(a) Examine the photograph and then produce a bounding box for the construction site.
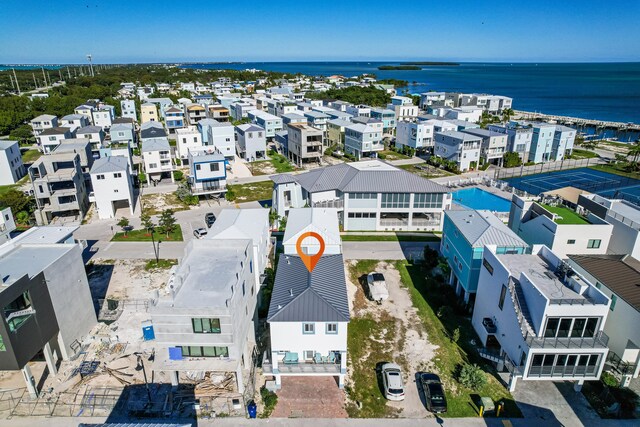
[0,258,257,420]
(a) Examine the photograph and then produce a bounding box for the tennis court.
[506,168,640,205]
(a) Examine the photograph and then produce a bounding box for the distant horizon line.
[2,60,640,67]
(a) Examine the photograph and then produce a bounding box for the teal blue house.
[441,209,528,306]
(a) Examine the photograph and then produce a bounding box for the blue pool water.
[453,188,512,212]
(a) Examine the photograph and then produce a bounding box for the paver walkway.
[271,376,348,418]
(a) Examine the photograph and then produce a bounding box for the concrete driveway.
[342,241,439,261]
[512,380,600,427]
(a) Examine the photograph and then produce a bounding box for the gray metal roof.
[237,124,263,133]
[141,126,168,139]
[271,160,450,194]
[0,140,18,150]
[91,156,128,174]
[268,254,350,322]
[142,138,170,152]
[39,126,70,136]
[76,125,102,134]
[446,209,527,248]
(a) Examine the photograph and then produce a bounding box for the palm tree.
[502,108,514,123]
[628,141,640,164]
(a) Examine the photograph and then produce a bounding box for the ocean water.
[184,62,640,126]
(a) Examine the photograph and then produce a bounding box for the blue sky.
[1,0,638,63]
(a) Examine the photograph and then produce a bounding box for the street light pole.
[87,54,94,77]
[150,227,159,263]
[136,354,152,402]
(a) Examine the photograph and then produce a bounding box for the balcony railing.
[412,219,441,227]
[312,199,343,209]
[380,219,409,227]
[528,364,599,378]
[262,351,341,375]
[525,330,609,350]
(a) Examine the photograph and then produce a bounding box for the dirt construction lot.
[345,260,438,418]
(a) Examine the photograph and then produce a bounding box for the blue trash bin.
[247,401,257,419]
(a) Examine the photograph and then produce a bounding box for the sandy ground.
[228,157,253,179]
[345,261,438,418]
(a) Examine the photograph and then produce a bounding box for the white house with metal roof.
[264,254,349,389]
[175,126,203,163]
[142,138,175,185]
[0,207,16,243]
[344,123,383,160]
[283,208,341,255]
[30,114,58,136]
[271,160,451,232]
[89,156,135,219]
[236,124,267,161]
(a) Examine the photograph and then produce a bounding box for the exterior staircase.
[508,278,535,339]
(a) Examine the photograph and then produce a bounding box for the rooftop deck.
[540,204,590,225]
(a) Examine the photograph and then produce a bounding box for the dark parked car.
[419,373,447,413]
[205,212,216,228]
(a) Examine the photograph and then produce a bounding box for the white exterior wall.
[176,128,203,160]
[0,142,25,185]
[90,168,134,219]
[273,183,305,216]
[0,208,16,243]
[605,214,640,259]
[269,321,348,360]
[208,125,235,158]
[396,121,434,150]
[92,111,112,130]
[121,100,137,121]
[569,262,640,377]
[143,149,174,182]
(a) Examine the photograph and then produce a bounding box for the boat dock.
[514,110,640,131]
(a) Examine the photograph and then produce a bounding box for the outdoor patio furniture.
[321,356,328,363]
[314,353,322,364]
[327,352,336,364]
[283,352,299,364]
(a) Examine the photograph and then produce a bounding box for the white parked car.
[193,228,208,239]
[381,362,405,401]
[366,272,389,304]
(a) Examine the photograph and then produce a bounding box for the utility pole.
[12,69,20,94]
[32,73,38,89]
[8,73,15,91]
[41,67,47,87]
[67,67,71,80]
[87,54,94,77]
[58,69,62,82]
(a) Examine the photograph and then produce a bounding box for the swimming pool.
[452,188,512,212]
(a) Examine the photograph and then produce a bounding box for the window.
[482,259,494,275]
[544,317,600,338]
[4,291,33,332]
[498,285,507,310]
[413,193,444,209]
[610,294,617,311]
[114,173,122,178]
[567,239,576,244]
[347,212,376,218]
[181,346,228,358]
[587,239,601,249]
[326,323,338,334]
[242,281,246,296]
[303,323,315,334]
[381,193,410,208]
[210,163,220,172]
[191,318,221,334]
[195,164,201,171]
[304,350,314,360]
[348,192,376,199]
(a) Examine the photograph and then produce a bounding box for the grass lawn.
[590,164,640,181]
[570,149,598,159]
[111,226,183,242]
[145,259,178,271]
[226,181,273,203]
[341,233,441,242]
[398,163,456,178]
[395,261,522,418]
[540,204,589,225]
[379,149,410,161]
[21,149,42,163]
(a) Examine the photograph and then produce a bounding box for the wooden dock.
[514,110,640,131]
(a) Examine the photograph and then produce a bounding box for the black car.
[205,212,216,228]
[419,373,447,413]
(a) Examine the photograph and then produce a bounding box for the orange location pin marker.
[296,231,325,273]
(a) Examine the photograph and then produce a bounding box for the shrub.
[452,327,460,343]
[259,387,278,418]
[601,371,619,388]
[173,170,184,181]
[174,158,182,166]
[423,246,439,271]
[225,186,236,201]
[457,363,487,390]
[175,184,198,205]
[377,152,386,160]
[437,305,452,319]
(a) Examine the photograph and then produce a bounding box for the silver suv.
[381,362,405,401]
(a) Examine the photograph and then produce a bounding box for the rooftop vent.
[289,289,294,298]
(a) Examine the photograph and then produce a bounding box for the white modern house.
[236,124,267,161]
[175,126,203,164]
[205,121,236,160]
[395,121,434,152]
[187,150,227,196]
[569,254,640,381]
[283,208,341,255]
[387,96,419,121]
[37,127,73,154]
[249,110,283,139]
[264,253,349,389]
[120,99,137,121]
[109,123,136,148]
[60,114,89,133]
[271,160,451,231]
[205,208,270,290]
[434,130,481,171]
[473,245,610,392]
[344,123,383,160]
[509,195,612,259]
[76,126,105,152]
[578,194,640,259]
[462,128,508,166]
[91,108,113,130]
[150,239,259,394]
[89,156,135,219]
[488,123,533,162]
[141,138,175,185]
[0,141,25,185]
[0,208,16,243]
[30,114,58,136]
[527,122,556,163]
